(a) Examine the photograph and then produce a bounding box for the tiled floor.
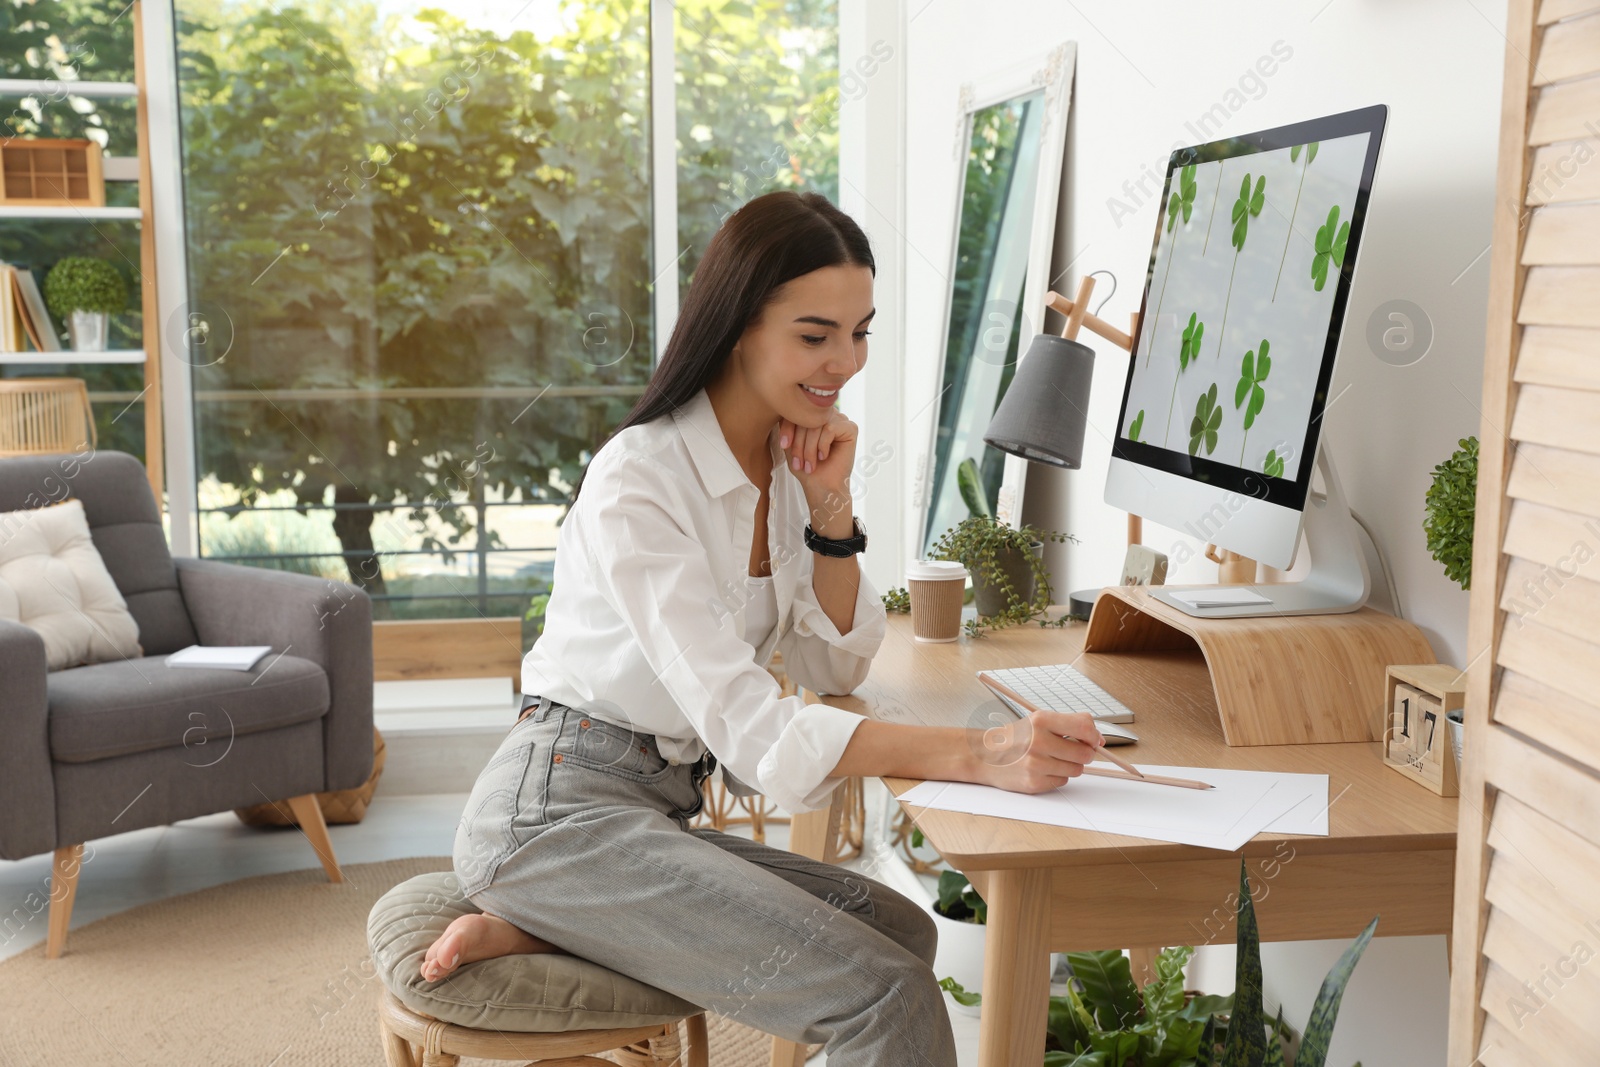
[0,782,982,1064]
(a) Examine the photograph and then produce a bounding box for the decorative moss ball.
[44,256,128,318]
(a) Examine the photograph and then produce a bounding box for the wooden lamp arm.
[1046,286,1137,351]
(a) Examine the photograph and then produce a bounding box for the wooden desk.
[783,611,1457,1067]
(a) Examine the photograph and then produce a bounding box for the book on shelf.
[13,267,60,351]
[0,263,63,353]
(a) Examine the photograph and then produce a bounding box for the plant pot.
[66,310,109,351]
[972,539,1043,618]
[928,901,987,1017]
[1447,709,1464,773]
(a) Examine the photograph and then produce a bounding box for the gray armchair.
[0,451,373,957]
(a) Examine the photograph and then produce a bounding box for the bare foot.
[420,913,563,982]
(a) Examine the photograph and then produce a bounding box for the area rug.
[0,856,815,1065]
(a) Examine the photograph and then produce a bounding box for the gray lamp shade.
[982,334,1096,469]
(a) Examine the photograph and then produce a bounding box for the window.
[168,0,837,642]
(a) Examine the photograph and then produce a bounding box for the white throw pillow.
[0,498,142,670]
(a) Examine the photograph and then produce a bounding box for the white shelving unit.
[0,206,143,221]
[0,4,167,501]
[0,350,147,365]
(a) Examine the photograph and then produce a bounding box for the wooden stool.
[378,991,708,1067]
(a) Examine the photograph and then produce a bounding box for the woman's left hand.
[779,409,857,505]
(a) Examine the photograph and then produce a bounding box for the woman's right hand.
[969,710,1104,793]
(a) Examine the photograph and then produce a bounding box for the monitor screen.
[1111,105,1387,511]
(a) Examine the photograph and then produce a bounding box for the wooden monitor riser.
[1083,585,1435,746]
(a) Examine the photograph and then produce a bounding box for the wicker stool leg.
[684,1013,710,1067]
[647,1021,683,1064]
[418,1018,459,1067]
[378,1015,417,1067]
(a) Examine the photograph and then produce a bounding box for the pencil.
[976,671,1148,780]
[1081,765,1214,790]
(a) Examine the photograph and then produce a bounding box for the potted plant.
[928,869,987,1017]
[929,514,1074,629]
[942,860,1376,1065]
[1423,436,1478,591]
[45,256,128,352]
[934,457,1077,627]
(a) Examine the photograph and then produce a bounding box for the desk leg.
[1128,946,1162,987]
[977,868,1052,1067]
[769,787,846,1067]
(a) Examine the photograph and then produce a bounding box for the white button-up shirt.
[521,387,887,813]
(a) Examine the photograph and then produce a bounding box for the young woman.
[424,191,1104,1066]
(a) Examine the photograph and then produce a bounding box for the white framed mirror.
[917,42,1076,556]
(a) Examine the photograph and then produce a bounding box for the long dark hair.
[570,190,874,503]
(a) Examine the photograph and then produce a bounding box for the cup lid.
[907,559,968,581]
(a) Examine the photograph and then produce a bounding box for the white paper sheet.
[898,764,1329,852]
[165,644,273,671]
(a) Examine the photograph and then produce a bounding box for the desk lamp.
[982,275,1140,618]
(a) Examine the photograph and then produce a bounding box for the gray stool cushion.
[368,871,701,1033]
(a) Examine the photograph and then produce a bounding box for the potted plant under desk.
[928,870,987,1017]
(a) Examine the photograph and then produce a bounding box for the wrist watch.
[804,517,868,558]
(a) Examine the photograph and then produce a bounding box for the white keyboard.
[980,663,1137,724]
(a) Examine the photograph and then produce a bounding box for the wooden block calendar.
[1382,664,1467,796]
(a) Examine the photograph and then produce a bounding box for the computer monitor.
[1105,105,1388,617]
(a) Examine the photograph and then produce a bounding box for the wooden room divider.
[1448,1,1600,1062]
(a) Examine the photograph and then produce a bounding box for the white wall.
[899,2,1505,1063]
[903,0,1502,663]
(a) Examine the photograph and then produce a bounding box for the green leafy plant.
[1128,409,1145,442]
[1146,164,1199,369]
[881,586,911,613]
[1163,313,1205,443]
[1262,449,1287,479]
[44,256,128,317]
[1233,340,1271,466]
[1225,860,1377,1067]
[929,515,1075,635]
[1189,384,1222,458]
[941,860,1376,1066]
[943,946,1233,1065]
[1423,436,1478,590]
[934,870,986,924]
[957,456,993,519]
[524,582,554,638]
[1311,204,1350,292]
[1273,142,1318,300]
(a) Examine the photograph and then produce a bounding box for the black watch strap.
[804,517,868,558]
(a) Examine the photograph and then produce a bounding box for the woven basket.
[234,728,386,827]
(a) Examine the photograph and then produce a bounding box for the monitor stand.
[1149,447,1371,619]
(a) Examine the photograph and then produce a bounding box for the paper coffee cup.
[907,560,968,643]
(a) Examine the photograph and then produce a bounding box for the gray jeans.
[452,697,957,1066]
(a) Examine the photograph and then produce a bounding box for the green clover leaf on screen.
[1263,449,1286,478]
[1128,409,1145,442]
[1230,173,1265,251]
[1166,164,1198,233]
[1234,340,1271,429]
[1289,140,1318,164]
[1234,340,1271,465]
[1311,203,1350,291]
[1179,313,1205,371]
[1188,383,1222,457]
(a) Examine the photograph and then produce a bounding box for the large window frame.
[145,0,905,593]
